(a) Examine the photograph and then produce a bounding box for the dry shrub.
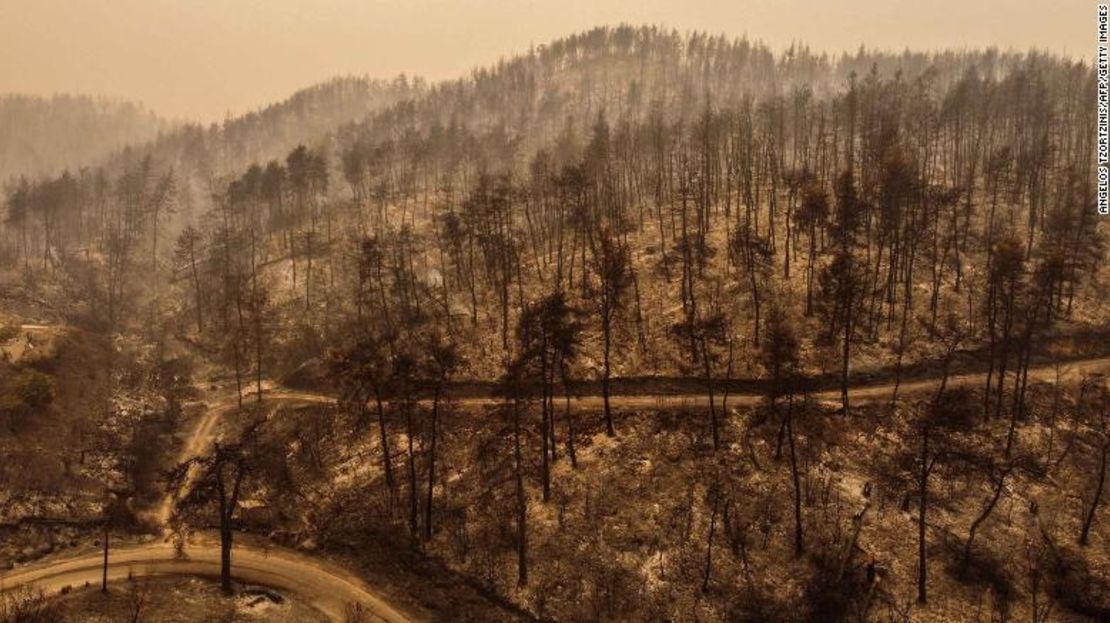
[1045,544,1110,619]
[799,518,871,622]
[0,587,59,623]
[725,587,791,623]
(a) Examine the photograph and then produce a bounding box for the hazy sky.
[0,0,1090,122]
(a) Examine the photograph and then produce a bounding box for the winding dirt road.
[2,355,1107,621]
[2,381,417,623]
[0,539,409,623]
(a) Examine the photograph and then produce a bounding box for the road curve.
[0,539,413,623]
[93,381,416,623]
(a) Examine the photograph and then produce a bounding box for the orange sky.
[0,0,1090,122]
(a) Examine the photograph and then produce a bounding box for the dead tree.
[169,424,259,595]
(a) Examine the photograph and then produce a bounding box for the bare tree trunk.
[918,425,929,604]
[701,335,719,451]
[101,523,109,593]
[540,341,551,501]
[960,466,1010,575]
[702,486,719,592]
[405,401,418,537]
[561,365,577,467]
[513,398,528,586]
[424,384,440,541]
[220,511,233,594]
[786,394,803,556]
[841,302,852,417]
[189,240,203,333]
[375,391,396,513]
[1080,440,1108,546]
[602,322,615,437]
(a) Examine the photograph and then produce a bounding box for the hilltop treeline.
[6,27,1100,373]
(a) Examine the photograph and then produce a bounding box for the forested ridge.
[2,25,1109,622]
[0,94,167,183]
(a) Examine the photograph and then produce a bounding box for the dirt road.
[3,377,417,622]
[143,399,240,528]
[0,539,410,623]
[269,356,1110,411]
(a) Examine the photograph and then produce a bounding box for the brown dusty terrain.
[5,355,1107,621]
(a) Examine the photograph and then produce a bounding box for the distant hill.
[0,94,168,184]
[2,76,423,192]
[99,75,424,183]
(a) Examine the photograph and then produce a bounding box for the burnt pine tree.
[329,331,399,512]
[173,225,205,334]
[500,352,533,586]
[1079,375,1109,547]
[762,302,804,555]
[423,330,460,541]
[592,227,631,437]
[914,383,976,604]
[513,291,582,501]
[821,171,866,417]
[169,423,260,595]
